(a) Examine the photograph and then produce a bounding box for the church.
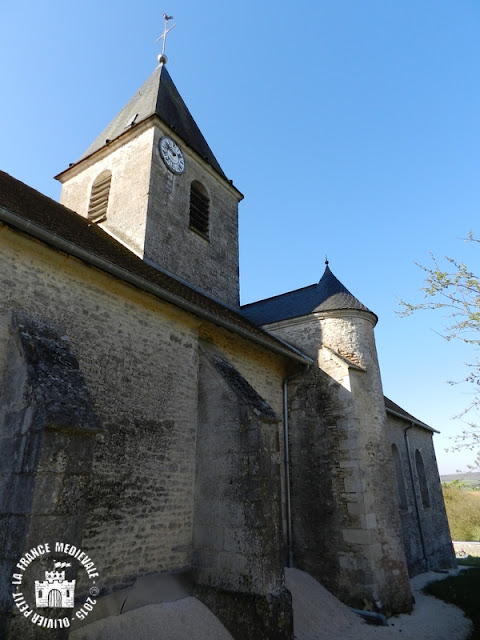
[0,40,455,639]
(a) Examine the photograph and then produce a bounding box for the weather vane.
[155,13,176,64]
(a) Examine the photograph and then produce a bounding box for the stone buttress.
[193,342,293,640]
[0,312,100,639]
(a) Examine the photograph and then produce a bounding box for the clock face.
[159,136,185,174]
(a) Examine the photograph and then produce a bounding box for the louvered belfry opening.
[88,171,112,223]
[189,181,209,238]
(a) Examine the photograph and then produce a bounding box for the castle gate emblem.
[35,561,75,608]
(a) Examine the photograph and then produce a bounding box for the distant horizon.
[440,471,480,481]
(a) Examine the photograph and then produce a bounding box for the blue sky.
[1,1,480,473]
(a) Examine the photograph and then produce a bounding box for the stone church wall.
[0,226,200,595]
[387,415,456,575]
[0,223,291,637]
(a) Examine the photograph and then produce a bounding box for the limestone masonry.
[0,59,455,639]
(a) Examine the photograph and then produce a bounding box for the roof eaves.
[54,114,156,180]
[0,205,310,366]
[54,113,243,200]
[385,405,438,433]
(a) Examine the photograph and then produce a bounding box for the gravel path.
[286,567,473,640]
[71,568,473,640]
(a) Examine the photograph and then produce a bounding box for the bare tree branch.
[398,233,480,467]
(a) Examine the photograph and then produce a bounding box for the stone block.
[344,475,362,493]
[363,542,382,564]
[362,513,377,530]
[342,528,373,545]
[347,501,366,516]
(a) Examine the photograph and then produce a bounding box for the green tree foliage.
[400,235,480,455]
[442,481,480,540]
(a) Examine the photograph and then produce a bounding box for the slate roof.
[65,64,227,181]
[384,396,437,432]
[241,265,376,325]
[0,170,309,365]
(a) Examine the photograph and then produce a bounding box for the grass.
[423,568,480,640]
[457,557,480,568]
[442,484,480,541]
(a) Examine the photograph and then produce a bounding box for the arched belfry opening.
[189,181,210,238]
[87,170,112,223]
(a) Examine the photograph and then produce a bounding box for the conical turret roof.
[241,264,376,325]
[71,64,227,180]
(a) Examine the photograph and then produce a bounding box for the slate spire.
[73,64,227,180]
[316,264,374,314]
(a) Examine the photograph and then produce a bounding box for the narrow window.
[415,450,430,508]
[88,170,112,223]
[189,181,209,238]
[391,444,407,510]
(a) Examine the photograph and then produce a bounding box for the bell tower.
[56,23,243,308]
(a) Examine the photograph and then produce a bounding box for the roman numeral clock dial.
[159,136,185,174]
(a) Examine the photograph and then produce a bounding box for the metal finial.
[325,256,329,265]
[155,13,176,65]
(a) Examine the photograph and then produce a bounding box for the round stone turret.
[241,265,413,614]
[315,264,379,371]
